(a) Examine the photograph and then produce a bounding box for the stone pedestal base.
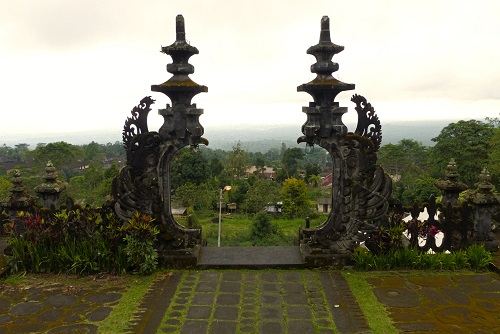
[300,244,353,269]
[158,245,201,268]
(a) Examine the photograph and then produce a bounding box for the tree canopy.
[429,120,495,186]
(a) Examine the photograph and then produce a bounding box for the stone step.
[197,246,306,269]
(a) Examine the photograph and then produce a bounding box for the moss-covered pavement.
[0,268,499,334]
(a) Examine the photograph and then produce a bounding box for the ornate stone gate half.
[110,15,392,268]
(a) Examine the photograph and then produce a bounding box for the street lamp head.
[224,186,232,192]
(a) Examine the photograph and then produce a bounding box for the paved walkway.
[0,269,499,333]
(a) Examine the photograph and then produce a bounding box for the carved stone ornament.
[111,15,206,266]
[297,16,392,267]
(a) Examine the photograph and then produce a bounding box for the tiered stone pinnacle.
[298,16,355,100]
[151,14,207,142]
[297,16,355,142]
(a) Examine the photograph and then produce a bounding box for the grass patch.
[342,271,398,334]
[98,274,156,333]
[177,212,325,246]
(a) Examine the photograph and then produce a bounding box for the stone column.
[470,168,499,251]
[34,161,67,209]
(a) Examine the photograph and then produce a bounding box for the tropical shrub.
[4,208,159,275]
[353,244,492,271]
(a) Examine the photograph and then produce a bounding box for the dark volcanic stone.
[84,292,122,304]
[10,302,42,316]
[44,295,77,308]
[86,306,112,322]
[38,308,64,322]
[47,324,98,334]
[372,287,420,308]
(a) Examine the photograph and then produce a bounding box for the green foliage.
[0,176,11,201]
[487,126,500,186]
[28,141,84,179]
[66,162,119,206]
[224,142,249,181]
[353,245,493,271]
[378,139,438,205]
[429,120,495,186]
[171,148,211,189]
[281,177,309,219]
[250,212,281,242]
[4,209,159,275]
[244,179,281,213]
[123,235,158,275]
[466,243,492,270]
[280,148,305,180]
[400,176,439,205]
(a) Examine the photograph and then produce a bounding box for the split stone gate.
[111,15,392,268]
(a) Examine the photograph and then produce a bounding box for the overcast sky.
[1,0,499,138]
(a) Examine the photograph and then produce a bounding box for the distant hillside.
[205,120,452,152]
[1,119,455,152]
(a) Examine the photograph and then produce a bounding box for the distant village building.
[264,202,282,213]
[321,173,333,187]
[245,166,276,180]
[316,198,332,213]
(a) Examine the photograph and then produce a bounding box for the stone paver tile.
[164,318,181,326]
[195,282,218,293]
[260,272,279,282]
[283,282,305,293]
[219,282,241,293]
[259,321,284,334]
[191,293,215,305]
[199,272,220,281]
[213,306,238,320]
[260,293,281,305]
[260,283,280,292]
[186,306,212,319]
[287,320,315,334]
[217,293,240,305]
[240,325,257,333]
[260,306,283,319]
[222,272,242,281]
[209,320,237,334]
[241,311,256,319]
[180,320,208,334]
[287,305,312,319]
[281,272,301,281]
[284,293,308,305]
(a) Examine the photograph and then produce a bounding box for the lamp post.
[218,186,232,247]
